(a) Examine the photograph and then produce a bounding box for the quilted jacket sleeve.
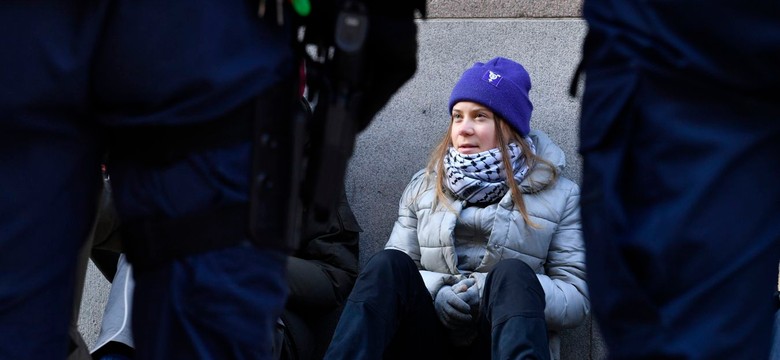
[536,181,590,330]
[385,170,457,298]
[385,170,426,264]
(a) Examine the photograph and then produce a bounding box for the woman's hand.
[434,285,473,329]
[454,278,480,319]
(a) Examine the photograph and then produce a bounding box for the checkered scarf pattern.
[444,140,534,204]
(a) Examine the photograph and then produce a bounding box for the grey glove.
[452,278,475,294]
[435,284,473,329]
[455,278,480,318]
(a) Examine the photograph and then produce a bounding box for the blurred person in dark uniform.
[576,0,780,358]
[0,1,421,358]
[0,3,295,358]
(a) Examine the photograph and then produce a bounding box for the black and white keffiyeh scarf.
[444,140,535,204]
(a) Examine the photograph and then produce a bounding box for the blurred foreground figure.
[0,1,421,359]
[0,3,295,358]
[577,1,780,359]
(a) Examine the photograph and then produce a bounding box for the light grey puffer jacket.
[384,130,589,357]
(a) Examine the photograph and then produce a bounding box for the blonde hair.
[425,115,558,226]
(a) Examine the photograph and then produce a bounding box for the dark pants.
[324,250,549,360]
[579,32,780,359]
[279,257,351,360]
[132,246,287,360]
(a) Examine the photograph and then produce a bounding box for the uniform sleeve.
[536,183,590,330]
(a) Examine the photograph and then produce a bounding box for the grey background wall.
[347,19,586,261]
[78,1,605,358]
[426,0,582,18]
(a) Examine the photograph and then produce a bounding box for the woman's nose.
[458,121,474,135]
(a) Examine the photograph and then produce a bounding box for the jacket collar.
[519,130,565,193]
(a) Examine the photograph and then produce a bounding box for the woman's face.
[450,101,498,154]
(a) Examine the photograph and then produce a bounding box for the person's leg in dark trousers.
[0,4,106,358]
[581,64,780,359]
[280,256,345,360]
[480,259,549,360]
[324,249,450,360]
[131,246,287,359]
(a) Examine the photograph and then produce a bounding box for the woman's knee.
[483,259,546,317]
[485,259,544,301]
[367,249,415,270]
[358,250,417,282]
[349,249,426,305]
[490,259,536,281]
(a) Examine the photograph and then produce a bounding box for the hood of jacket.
[520,130,565,194]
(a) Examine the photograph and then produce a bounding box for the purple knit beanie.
[448,57,533,136]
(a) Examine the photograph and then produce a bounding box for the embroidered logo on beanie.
[448,57,534,136]
[483,70,503,87]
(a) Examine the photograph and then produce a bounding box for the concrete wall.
[78,262,111,349]
[426,0,582,18]
[78,1,608,358]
